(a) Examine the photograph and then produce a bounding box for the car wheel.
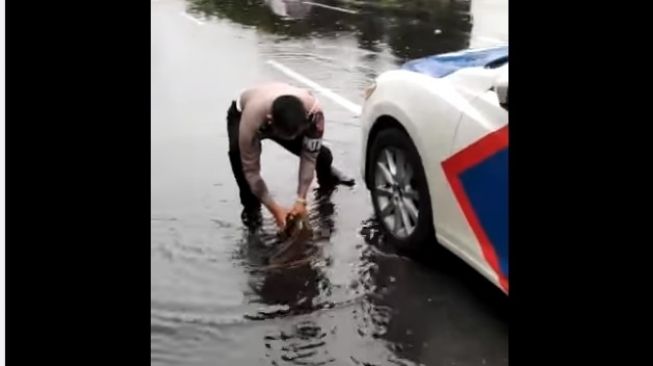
[369,127,435,253]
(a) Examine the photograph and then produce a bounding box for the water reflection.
[187,0,473,61]
[265,0,312,19]
[264,320,334,365]
[357,217,508,365]
[239,187,339,364]
[243,187,337,309]
[235,190,507,365]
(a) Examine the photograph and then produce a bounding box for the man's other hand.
[290,199,307,218]
[270,204,288,229]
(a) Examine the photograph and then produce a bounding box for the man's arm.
[297,147,318,200]
[239,107,290,228]
[296,110,324,200]
[238,107,282,214]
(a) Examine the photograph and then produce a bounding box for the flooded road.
[151,0,508,365]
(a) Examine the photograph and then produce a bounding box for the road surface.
[151,0,508,365]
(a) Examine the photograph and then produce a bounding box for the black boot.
[329,166,355,186]
[317,166,355,188]
[241,206,262,230]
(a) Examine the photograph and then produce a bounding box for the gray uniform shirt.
[237,82,325,206]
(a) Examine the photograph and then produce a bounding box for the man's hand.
[289,198,308,218]
[269,204,289,230]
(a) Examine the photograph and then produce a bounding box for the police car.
[360,46,508,294]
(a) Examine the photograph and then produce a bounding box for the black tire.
[368,128,435,253]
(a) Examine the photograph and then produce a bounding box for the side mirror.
[494,67,508,110]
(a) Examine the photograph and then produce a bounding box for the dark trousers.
[227,101,334,211]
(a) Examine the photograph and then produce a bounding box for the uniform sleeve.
[297,110,325,198]
[239,106,274,207]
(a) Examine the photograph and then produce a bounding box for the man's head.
[270,95,307,140]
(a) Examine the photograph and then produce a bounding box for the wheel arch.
[364,115,411,189]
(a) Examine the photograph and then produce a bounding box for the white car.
[360,46,509,294]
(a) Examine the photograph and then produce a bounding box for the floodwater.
[151,0,508,365]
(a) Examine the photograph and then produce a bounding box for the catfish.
[267,211,317,267]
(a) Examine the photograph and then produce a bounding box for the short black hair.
[271,95,305,137]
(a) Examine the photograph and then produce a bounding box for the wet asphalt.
[151,0,508,365]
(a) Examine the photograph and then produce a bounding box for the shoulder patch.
[302,136,322,153]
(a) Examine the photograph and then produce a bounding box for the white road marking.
[266,60,362,116]
[180,12,205,26]
[302,1,359,15]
